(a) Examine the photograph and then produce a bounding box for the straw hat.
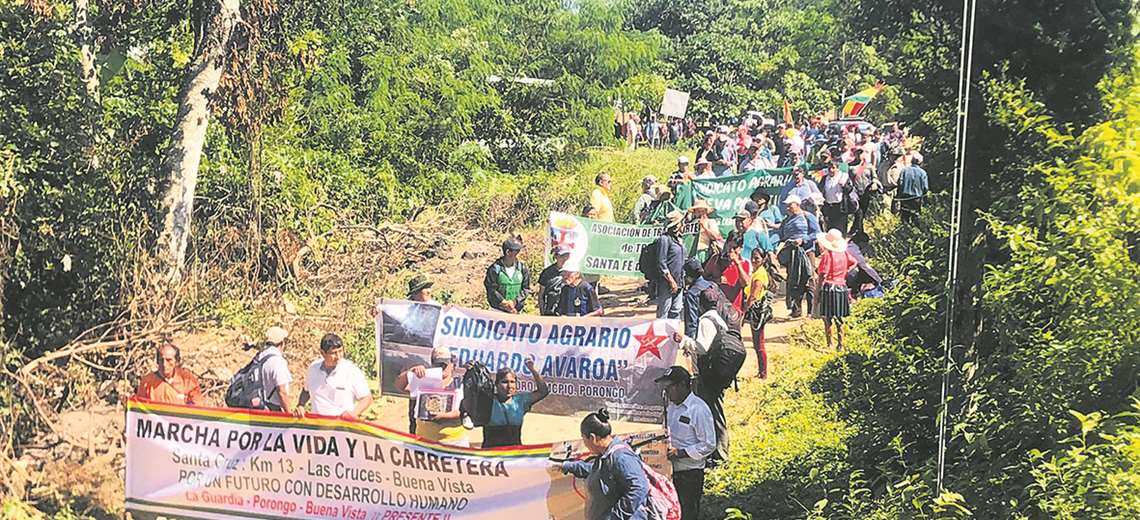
[816,229,849,253]
[688,199,713,214]
[666,211,685,230]
[784,194,803,206]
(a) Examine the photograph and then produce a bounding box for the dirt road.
[366,275,800,445]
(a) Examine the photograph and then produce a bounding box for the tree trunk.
[73,0,98,101]
[246,132,262,290]
[158,0,241,280]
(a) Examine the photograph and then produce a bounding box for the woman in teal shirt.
[482,357,550,448]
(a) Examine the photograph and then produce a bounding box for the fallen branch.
[19,316,190,376]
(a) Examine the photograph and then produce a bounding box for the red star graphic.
[633,323,667,360]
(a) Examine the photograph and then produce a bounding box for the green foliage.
[703,337,856,519]
[458,147,680,230]
[626,0,897,123]
[788,42,1140,519]
[0,3,157,355]
[1028,405,1140,519]
[1,0,668,354]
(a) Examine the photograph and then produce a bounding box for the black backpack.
[540,278,565,316]
[637,239,660,281]
[225,349,280,409]
[460,362,495,427]
[697,318,747,392]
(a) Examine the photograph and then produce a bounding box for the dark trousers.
[822,202,847,233]
[898,197,923,225]
[695,380,729,463]
[673,469,706,520]
[787,281,813,316]
[848,190,874,239]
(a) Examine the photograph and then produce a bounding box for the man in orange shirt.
[135,343,204,405]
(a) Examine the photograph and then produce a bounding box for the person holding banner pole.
[482,357,550,448]
[135,343,204,406]
[560,409,650,520]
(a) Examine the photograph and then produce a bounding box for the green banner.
[675,167,793,235]
[546,212,698,277]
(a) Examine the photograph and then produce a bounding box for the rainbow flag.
[841,83,883,118]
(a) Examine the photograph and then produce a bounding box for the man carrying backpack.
[226,326,294,413]
[655,366,716,520]
[672,290,746,464]
[651,211,686,319]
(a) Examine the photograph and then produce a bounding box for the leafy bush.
[785,44,1140,519]
[1028,405,1140,519]
[703,331,856,519]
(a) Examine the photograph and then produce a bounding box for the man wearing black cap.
[655,366,715,520]
[484,237,531,313]
[538,245,572,316]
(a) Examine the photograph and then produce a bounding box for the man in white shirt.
[655,365,716,520]
[820,162,851,232]
[294,333,372,420]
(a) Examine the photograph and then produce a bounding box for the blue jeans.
[656,283,683,319]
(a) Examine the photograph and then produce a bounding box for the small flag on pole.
[841,83,883,118]
[783,99,794,125]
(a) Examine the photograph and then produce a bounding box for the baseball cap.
[654,366,692,385]
[265,326,288,345]
[734,209,751,219]
[683,258,703,279]
[502,238,524,251]
[553,244,572,256]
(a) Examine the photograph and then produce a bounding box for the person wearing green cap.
[407,273,436,303]
[484,237,531,313]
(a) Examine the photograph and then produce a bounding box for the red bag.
[614,445,681,520]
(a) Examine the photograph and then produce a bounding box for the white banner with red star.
[377,299,682,423]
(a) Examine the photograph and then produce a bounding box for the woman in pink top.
[816,229,858,350]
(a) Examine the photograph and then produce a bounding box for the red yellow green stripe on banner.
[126,397,553,458]
[841,83,883,118]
